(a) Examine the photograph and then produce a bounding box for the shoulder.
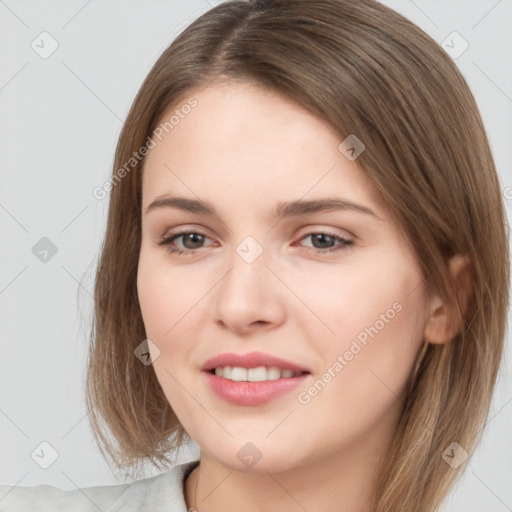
[0,459,200,512]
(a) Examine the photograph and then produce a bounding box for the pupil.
[184,233,203,249]
[313,234,333,249]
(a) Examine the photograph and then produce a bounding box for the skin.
[137,80,463,512]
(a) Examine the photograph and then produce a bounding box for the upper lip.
[201,351,310,373]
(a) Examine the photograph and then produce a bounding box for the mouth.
[201,352,312,406]
[206,366,309,382]
[203,369,310,406]
[201,351,311,375]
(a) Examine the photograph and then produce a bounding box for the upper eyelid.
[152,208,363,238]
[160,221,355,235]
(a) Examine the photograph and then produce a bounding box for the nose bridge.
[213,231,284,331]
[221,233,269,295]
[234,234,266,266]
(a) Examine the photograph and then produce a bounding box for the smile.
[212,365,308,381]
[204,370,310,406]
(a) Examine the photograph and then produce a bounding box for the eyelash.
[156,230,354,256]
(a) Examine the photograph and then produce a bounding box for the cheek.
[137,252,205,341]
[286,252,424,347]
[136,256,205,417]
[137,268,173,340]
[293,253,426,396]
[288,268,426,453]
[313,267,423,384]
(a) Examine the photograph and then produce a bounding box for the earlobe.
[423,254,473,345]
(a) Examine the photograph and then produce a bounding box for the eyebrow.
[144,195,382,220]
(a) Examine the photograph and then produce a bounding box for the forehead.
[148,80,334,158]
[141,81,386,217]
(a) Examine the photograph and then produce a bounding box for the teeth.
[248,366,267,382]
[213,365,304,382]
[231,367,247,382]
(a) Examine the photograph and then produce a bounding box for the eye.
[296,231,354,254]
[156,230,354,256]
[157,230,214,255]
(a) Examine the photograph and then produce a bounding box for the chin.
[202,440,310,474]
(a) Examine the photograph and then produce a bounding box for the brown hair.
[84,1,510,510]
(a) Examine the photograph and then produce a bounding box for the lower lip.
[203,371,309,406]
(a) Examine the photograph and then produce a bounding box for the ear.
[424,254,473,344]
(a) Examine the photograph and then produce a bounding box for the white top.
[0,459,200,512]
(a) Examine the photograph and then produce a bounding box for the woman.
[1,0,508,510]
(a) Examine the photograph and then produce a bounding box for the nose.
[213,247,286,335]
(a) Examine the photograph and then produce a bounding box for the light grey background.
[0,1,511,510]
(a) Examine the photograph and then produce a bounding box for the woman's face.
[137,80,433,472]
